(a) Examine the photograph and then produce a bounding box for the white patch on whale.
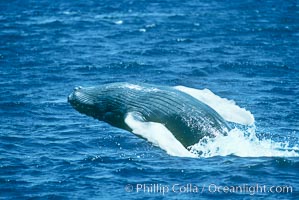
[124,112,196,158]
[174,86,254,125]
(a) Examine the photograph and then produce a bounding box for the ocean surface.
[1,0,299,199]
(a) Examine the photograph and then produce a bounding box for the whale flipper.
[174,86,254,125]
[124,112,196,157]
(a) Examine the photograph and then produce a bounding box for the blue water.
[1,0,299,199]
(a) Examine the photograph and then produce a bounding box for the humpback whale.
[68,82,231,153]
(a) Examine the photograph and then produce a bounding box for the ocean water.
[1,0,299,199]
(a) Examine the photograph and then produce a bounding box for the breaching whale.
[68,82,231,154]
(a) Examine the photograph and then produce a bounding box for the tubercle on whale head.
[68,86,87,103]
[68,86,105,119]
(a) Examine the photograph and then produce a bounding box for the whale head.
[68,84,131,130]
[68,86,106,119]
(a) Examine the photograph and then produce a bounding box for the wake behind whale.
[68,82,299,158]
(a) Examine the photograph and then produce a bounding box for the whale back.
[68,82,230,147]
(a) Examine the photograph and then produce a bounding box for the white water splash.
[189,127,299,158]
[114,20,123,25]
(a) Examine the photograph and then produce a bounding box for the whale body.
[68,82,231,150]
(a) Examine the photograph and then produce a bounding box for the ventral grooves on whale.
[68,82,254,156]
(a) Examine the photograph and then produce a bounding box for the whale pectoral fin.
[174,86,255,125]
[124,112,196,158]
